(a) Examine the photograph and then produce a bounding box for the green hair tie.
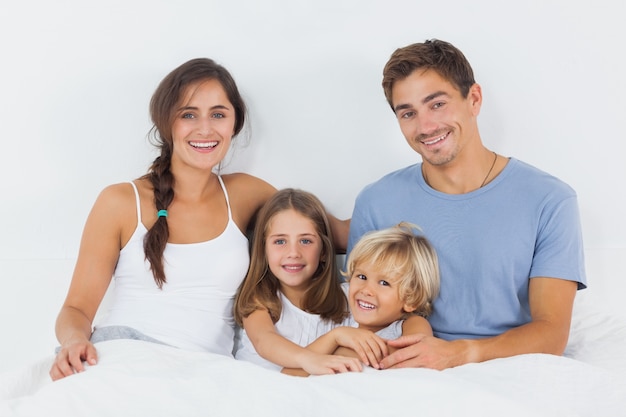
[157,209,168,218]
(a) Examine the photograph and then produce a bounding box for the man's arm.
[380,277,578,370]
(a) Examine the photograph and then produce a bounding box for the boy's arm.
[401,315,433,337]
[383,315,433,357]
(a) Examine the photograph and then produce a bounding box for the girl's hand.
[49,338,98,381]
[331,327,389,369]
[300,353,363,375]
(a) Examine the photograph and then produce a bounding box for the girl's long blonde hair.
[234,189,348,326]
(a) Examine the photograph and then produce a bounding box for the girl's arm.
[306,327,388,365]
[331,317,433,366]
[243,310,363,375]
[281,326,389,375]
[302,316,432,370]
[50,184,131,380]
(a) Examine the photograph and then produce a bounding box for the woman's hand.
[49,337,98,381]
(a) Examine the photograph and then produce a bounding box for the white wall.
[1,0,624,373]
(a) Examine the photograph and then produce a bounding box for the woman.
[50,58,276,380]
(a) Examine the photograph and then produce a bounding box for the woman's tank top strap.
[126,178,229,227]
[216,176,233,221]
[128,181,142,223]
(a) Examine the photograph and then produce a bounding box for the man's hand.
[379,334,470,370]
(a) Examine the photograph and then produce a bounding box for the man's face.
[391,69,481,167]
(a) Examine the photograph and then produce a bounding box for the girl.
[233,189,362,375]
[284,222,440,375]
[50,58,277,380]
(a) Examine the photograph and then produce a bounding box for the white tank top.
[96,176,250,355]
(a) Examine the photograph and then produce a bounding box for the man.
[347,39,586,370]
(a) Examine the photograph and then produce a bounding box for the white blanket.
[2,297,626,417]
[0,338,624,417]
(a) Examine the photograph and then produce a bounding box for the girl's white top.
[233,290,349,370]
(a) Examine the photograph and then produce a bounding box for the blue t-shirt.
[348,158,586,341]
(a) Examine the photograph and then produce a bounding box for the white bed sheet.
[1,299,625,417]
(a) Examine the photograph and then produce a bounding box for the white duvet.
[1,300,625,417]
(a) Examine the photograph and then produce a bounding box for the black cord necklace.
[480,151,498,188]
[422,151,498,189]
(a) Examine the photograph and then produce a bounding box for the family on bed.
[49,39,587,381]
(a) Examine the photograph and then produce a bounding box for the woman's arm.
[50,184,132,380]
[224,173,349,252]
[223,173,276,233]
[328,216,350,254]
[243,310,363,375]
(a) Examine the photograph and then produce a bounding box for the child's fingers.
[368,341,384,369]
[360,336,388,367]
[351,344,371,365]
[365,336,388,358]
[332,357,363,373]
[352,341,378,368]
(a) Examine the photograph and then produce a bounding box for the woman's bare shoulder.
[220,173,276,230]
[222,173,276,202]
[91,180,149,220]
[96,182,134,204]
[222,172,273,187]
[89,181,149,242]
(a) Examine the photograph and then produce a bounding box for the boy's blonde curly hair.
[344,222,440,317]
